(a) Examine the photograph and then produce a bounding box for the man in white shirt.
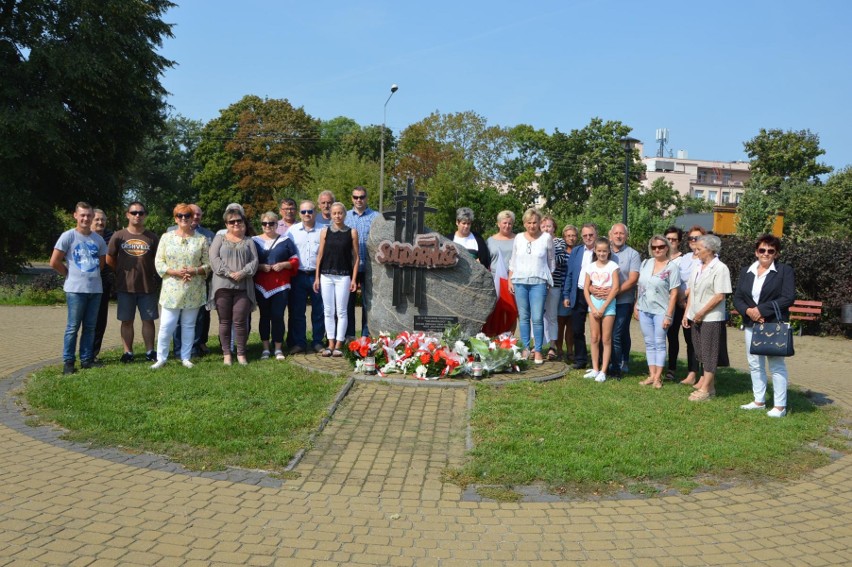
[287,200,325,353]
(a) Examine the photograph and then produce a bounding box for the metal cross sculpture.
[382,178,437,308]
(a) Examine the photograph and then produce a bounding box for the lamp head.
[620,135,640,151]
[390,84,399,93]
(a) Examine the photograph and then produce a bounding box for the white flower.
[475,332,489,341]
[453,340,470,358]
[489,341,497,350]
[415,365,428,378]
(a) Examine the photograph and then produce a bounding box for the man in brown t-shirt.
[106,201,160,363]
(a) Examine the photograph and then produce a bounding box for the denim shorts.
[117,292,159,321]
[590,296,616,317]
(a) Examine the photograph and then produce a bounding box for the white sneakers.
[181,360,194,369]
[150,360,166,370]
[741,401,787,417]
[595,371,607,383]
[583,369,597,379]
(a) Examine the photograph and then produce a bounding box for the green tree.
[305,152,379,208]
[743,128,833,191]
[538,118,642,219]
[778,167,852,239]
[0,0,174,271]
[501,124,548,209]
[193,95,321,221]
[736,174,778,238]
[124,115,203,232]
[318,116,360,156]
[424,157,524,237]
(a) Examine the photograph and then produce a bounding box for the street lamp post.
[620,135,640,226]
[379,84,398,215]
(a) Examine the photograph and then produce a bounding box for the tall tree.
[193,95,321,221]
[305,152,379,208]
[743,128,833,191]
[124,115,203,233]
[500,124,548,209]
[0,0,174,271]
[736,174,778,239]
[538,118,642,219]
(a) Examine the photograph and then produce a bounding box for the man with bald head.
[287,199,325,353]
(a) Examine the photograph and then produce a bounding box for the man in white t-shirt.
[50,201,108,375]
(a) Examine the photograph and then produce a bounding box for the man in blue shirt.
[344,186,379,340]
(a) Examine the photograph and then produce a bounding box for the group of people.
[472,208,794,416]
[53,188,378,372]
[54,197,794,417]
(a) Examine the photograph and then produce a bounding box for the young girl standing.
[581,237,620,382]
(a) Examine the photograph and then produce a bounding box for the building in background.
[637,142,752,206]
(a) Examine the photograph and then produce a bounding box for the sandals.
[274,350,286,361]
[689,390,713,402]
[546,348,558,361]
[332,349,343,357]
[653,379,663,390]
[260,350,271,360]
[321,349,332,357]
[639,377,655,386]
[665,369,676,381]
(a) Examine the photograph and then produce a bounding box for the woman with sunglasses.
[152,203,210,369]
[253,211,299,361]
[635,235,680,388]
[209,206,258,365]
[733,234,795,417]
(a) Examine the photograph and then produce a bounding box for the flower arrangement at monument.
[346,326,528,379]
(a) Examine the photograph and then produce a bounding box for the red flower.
[419,353,431,365]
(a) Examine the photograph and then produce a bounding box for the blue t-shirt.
[611,245,641,304]
[55,229,107,293]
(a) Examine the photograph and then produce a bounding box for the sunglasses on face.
[688,236,700,242]
[175,213,192,220]
[651,244,668,251]
[300,209,314,215]
[757,248,776,255]
[261,221,276,227]
[352,195,366,200]
[128,210,146,216]
[226,219,244,225]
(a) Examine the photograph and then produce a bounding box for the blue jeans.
[639,310,668,367]
[610,302,633,374]
[64,292,102,364]
[288,271,325,349]
[514,282,547,352]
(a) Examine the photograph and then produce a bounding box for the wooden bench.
[789,300,823,335]
[730,299,823,335]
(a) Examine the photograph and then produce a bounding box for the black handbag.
[749,301,795,357]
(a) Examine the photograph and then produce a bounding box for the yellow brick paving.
[1,304,851,565]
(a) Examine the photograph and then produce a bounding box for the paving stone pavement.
[1,304,851,565]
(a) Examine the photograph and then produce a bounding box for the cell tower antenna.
[655,128,669,158]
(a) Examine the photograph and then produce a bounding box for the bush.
[719,235,852,335]
[0,273,65,305]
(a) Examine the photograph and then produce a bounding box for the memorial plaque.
[413,315,459,333]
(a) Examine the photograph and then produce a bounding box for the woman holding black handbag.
[733,234,796,418]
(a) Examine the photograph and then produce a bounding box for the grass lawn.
[446,356,846,497]
[24,343,348,474]
[0,272,65,305]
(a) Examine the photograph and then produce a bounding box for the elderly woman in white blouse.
[508,208,555,365]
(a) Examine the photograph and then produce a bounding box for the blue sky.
[160,0,851,171]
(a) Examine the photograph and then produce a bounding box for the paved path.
[1,304,850,565]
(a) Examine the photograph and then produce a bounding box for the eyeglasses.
[261,221,277,227]
[175,213,192,220]
[757,248,776,255]
[128,210,146,216]
[226,219,244,226]
[687,236,700,242]
[352,195,366,200]
[300,209,314,215]
[581,233,595,239]
[651,244,668,251]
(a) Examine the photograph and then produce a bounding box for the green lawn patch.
[450,359,844,496]
[23,346,348,474]
[0,273,65,305]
